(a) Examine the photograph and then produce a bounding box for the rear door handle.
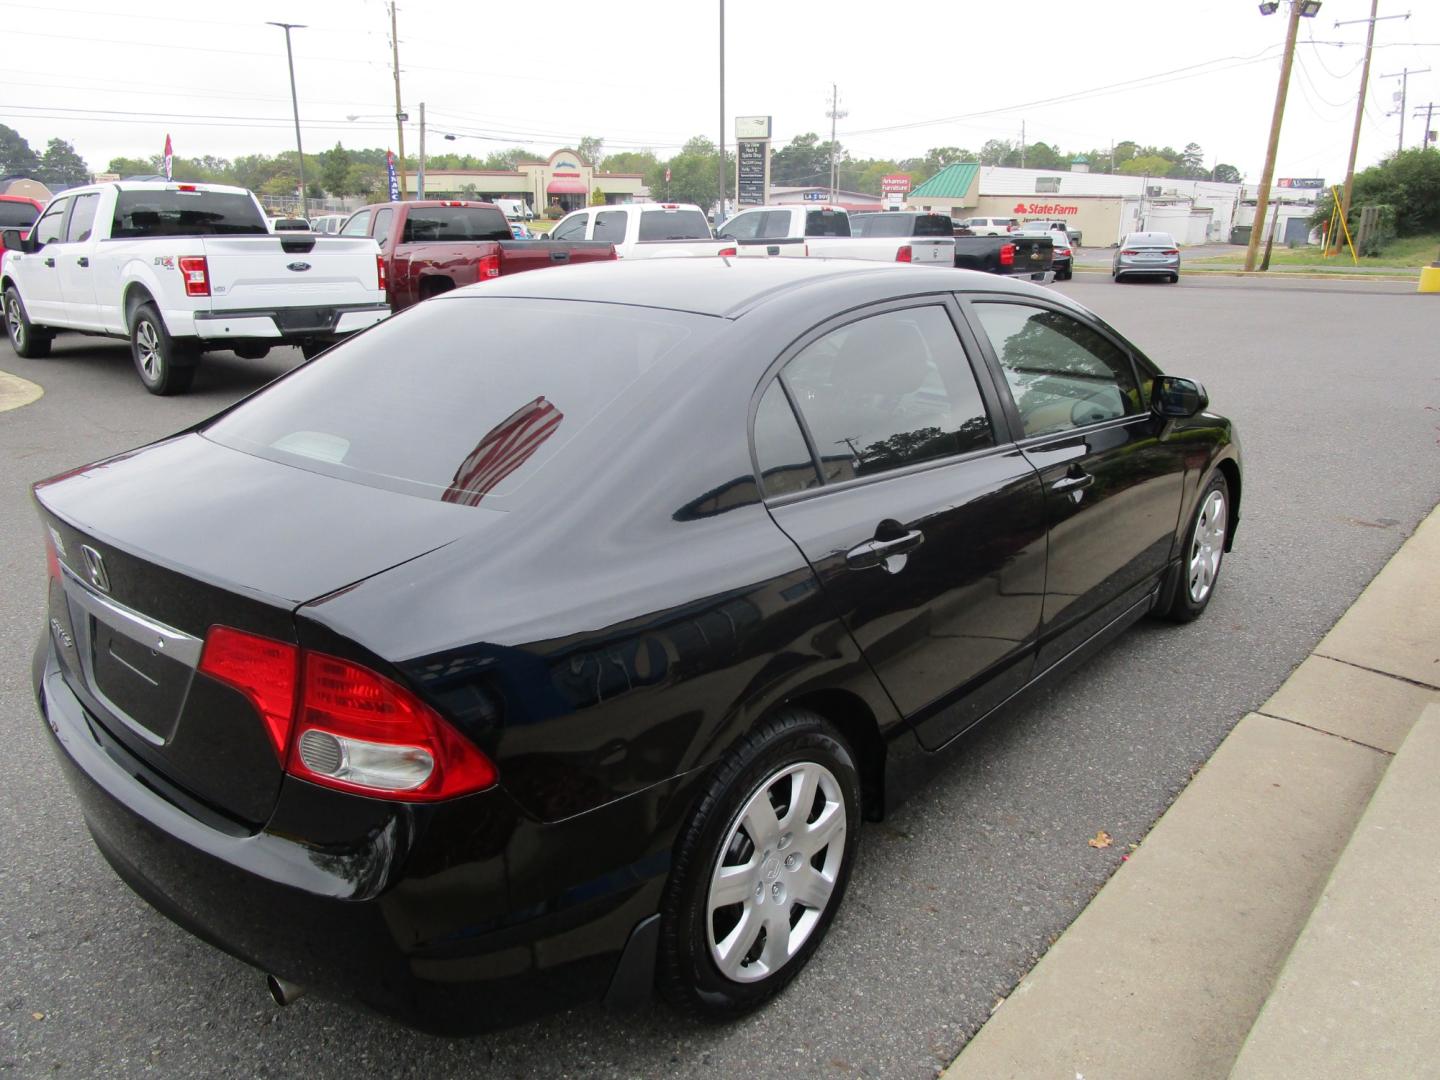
[846,529,924,571]
[43,257,55,267]
[77,257,89,268]
[1052,470,1094,493]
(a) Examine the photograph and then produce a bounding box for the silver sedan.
[1113,232,1181,283]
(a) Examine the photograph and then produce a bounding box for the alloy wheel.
[1188,489,1227,603]
[6,296,23,349]
[135,321,161,379]
[706,761,846,984]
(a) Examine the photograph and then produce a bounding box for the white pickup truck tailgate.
[806,237,956,264]
[199,236,382,311]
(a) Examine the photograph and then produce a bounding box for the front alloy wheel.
[1188,485,1227,605]
[5,287,51,358]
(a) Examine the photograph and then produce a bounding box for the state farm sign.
[881,173,912,193]
[1013,201,1079,215]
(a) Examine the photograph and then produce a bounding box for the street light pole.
[389,1,408,198]
[718,0,725,221]
[267,21,308,216]
[1244,0,1305,273]
[418,101,425,198]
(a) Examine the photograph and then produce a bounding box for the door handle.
[44,257,55,267]
[77,257,89,268]
[1052,470,1094,493]
[846,529,924,571]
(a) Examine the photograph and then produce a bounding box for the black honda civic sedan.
[32,258,1239,1030]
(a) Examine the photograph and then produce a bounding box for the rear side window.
[111,190,268,237]
[340,210,371,236]
[781,306,993,483]
[804,209,850,237]
[204,299,713,507]
[0,201,39,228]
[756,210,793,240]
[371,207,394,242]
[65,193,100,242]
[593,210,626,242]
[401,206,511,242]
[753,380,819,497]
[637,209,712,241]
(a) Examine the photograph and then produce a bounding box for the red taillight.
[198,627,298,760]
[1122,249,1139,256]
[895,244,913,263]
[196,627,497,801]
[478,253,501,279]
[717,246,737,257]
[177,184,197,192]
[178,255,209,297]
[1162,249,1179,256]
[1000,243,1015,267]
[376,253,387,291]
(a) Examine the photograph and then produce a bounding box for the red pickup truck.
[342,200,616,312]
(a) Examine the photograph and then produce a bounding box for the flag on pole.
[386,150,401,202]
[163,134,173,181]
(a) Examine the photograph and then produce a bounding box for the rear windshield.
[111,190,268,237]
[804,209,850,237]
[1128,234,1176,247]
[402,206,511,242]
[0,201,39,228]
[203,298,712,507]
[636,209,712,241]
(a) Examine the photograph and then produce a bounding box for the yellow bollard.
[1420,264,1440,294]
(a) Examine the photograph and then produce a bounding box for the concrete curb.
[943,502,1440,1080]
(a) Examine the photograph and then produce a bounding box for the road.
[2,276,1437,1078]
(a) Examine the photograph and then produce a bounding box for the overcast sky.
[4,0,1438,183]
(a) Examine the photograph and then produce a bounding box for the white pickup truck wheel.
[5,287,52,359]
[130,304,196,396]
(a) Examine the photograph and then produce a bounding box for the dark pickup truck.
[342,200,616,312]
[851,211,1053,282]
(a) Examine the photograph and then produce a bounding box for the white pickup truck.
[1,181,388,394]
[716,204,955,264]
[548,202,731,259]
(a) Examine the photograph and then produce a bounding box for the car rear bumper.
[33,634,679,1032]
[1114,262,1180,277]
[178,303,390,343]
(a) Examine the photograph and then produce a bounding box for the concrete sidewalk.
[944,506,1440,1080]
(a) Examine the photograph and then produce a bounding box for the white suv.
[961,217,1018,236]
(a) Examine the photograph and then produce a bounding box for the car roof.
[461,256,1066,320]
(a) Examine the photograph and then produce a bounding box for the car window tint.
[753,380,819,498]
[914,214,953,237]
[756,210,793,240]
[340,210,371,237]
[33,199,68,245]
[65,193,100,243]
[637,209,712,241]
[804,208,850,237]
[593,210,626,242]
[204,299,712,508]
[111,190,267,237]
[371,207,393,242]
[552,213,587,240]
[401,206,511,242]
[973,302,1141,438]
[719,212,761,241]
[782,306,994,484]
[850,214,908,238]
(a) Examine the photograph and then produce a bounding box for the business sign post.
[735,115,772,208]
[1277,178,1325,189]
[881,173,911,211]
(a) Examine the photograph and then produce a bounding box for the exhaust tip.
[266,974,306,1007]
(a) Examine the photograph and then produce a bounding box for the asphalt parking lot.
[2,275,1437,1078]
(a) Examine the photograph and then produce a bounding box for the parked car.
[550,202,729,259]
[718,205,954,264]
[1015,225,1073,280]
[271,217,311,232]
[510,221,532,239]
[345,200,616,312]
[1026,219,1083,247]
[310,214,348,236]
[2,181,388,392]
[1113,232,1181,283]
[495,198,533,222]
[958,216,1018,236]
[32,257,1240,1031]
[852,212,1053,281]
[0,194,43,261]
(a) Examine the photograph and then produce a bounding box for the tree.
[650,136,729,209]
[1212,164,1242,184]
[0,124,40,177]
[1176,142,1205,180]
[601,150,658,175]
[1344,148,1440,236]
[319,143,353,196]
[1023,142,1065,170]
[38,139,89,187]
[978,139,1019,166]
[482,148,529,171]
[771,133,833,186]
[344,162,382,197]
[107,156,157,177]
[577,135,604,168]
[590,187,607,206]
[1118,155,1173,178]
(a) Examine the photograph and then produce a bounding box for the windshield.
[204,298,712,507]
[111,189,268,237]
[637,209,712,241]
[401,205,512,242]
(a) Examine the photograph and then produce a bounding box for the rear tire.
[130,304,196,395]
[657,708,861,1019]
[1170,273,1180,284]
[5,286,52,358]
[1160,471,1229,623]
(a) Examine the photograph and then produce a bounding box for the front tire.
[1161,471,1229,622]
[658,709,861,1019]
[5,286,52,358]
[130,304,196,395]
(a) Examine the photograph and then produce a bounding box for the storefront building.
[420,150,646,214]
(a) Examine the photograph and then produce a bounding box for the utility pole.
[1244,0,1304,273]
[1334,0,1383,249]
[267,22,307,216]
[826,84,847,201]
[389,1,408,198]
[718,0,725,219]
[1415,102,1437,148]
[417,102,425,198]
[1383,67,1431,151]
[1020,121,1026,168]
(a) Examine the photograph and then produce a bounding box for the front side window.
[65,193,100,242]
[340,210,372,237]
[781,306,994,484]
[753,380,819,498]
[551,213,587,240]
[718,211,762,241]
[33,199,69,246]
[972,302,1141,438]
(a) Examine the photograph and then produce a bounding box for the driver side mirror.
[1153,376,1208,419]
